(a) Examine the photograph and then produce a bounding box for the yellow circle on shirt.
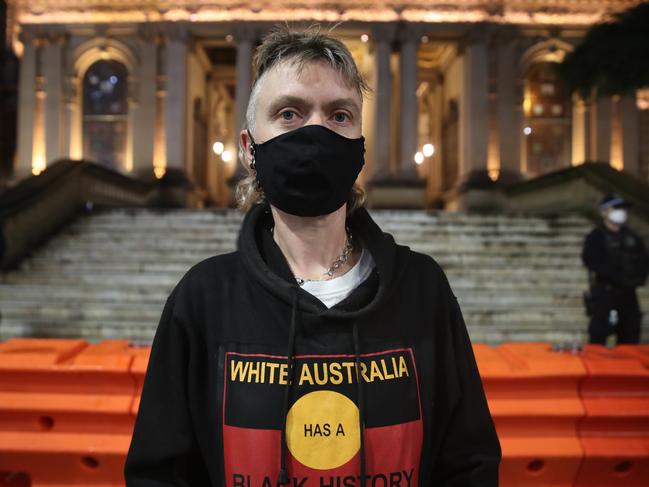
[286,390,360,470]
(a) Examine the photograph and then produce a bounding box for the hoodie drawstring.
[277,288,367,486]
[353,320,366,487]
[278,287,299,485]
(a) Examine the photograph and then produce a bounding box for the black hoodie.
[124,204,501,487]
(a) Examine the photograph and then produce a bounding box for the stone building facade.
[6,0,649,207]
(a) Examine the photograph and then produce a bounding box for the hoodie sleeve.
[433,272,502,486]
[124,289,211,486]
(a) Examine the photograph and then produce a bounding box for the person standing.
[582,193,649,344]
[124,25,501,486]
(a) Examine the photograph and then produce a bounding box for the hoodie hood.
[238,203,410,319]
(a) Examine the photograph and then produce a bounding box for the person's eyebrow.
[266,95,311,117]
[266,95,361,117]
[323,97,361,116]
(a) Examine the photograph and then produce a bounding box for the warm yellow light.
[221,150,233,162]
[213,141,224,155]
[414,152,424,165]
[523,96,532,116]
[422,144,435,157]
[32,86,47,177]
[154,166,166,179]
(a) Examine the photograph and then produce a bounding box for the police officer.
[581,193,649,344]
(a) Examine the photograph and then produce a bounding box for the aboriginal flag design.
[222,348,423,487]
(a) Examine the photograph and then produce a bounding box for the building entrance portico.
[8,0,648,208]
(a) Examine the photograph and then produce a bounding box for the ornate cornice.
[7,0,644,26]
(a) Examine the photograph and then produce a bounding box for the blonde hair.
[235,24,370,213]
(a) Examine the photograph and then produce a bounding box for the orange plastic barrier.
[0,338,648,487]
[613,344,649,367]
[474,342,587,487]
[128,347,150,416]
[0,338,145,487]
[574,345,649,487]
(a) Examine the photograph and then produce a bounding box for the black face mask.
[248,125,365,217]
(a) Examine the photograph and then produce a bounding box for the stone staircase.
[1,208,647,345]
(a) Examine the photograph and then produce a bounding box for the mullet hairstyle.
[235,24,371,213]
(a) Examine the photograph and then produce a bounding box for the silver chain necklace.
[273,227,354,286]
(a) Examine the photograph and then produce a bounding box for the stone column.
[571,94,591,165]
[495,28,522,180]
[397,28,420,181]
[16,31,37,179]
[62,71,81,160]
[125,63,136,173]
[43,33,65,165]
[369,24,394,182]
[590,95,612,163]
[233,25,256,178]
[132,24,158,177]
[32,40,47,174]
[459,27,489,181]
[620,93,639,175]
[427,72,445,198]
[163,22,189,172]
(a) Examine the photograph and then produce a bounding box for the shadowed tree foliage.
[1,0,18,181]
[557,2,649,97]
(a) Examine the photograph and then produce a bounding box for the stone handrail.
[0,160,158,270]
[503,161,649,242]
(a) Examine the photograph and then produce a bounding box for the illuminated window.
[524,62,571,175]
[82,60,128,169]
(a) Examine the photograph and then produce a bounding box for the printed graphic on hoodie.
[222,349,423,487]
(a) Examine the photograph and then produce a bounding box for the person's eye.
[280,110,297,121]
[333,112,351,123]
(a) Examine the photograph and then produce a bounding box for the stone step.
[1,208,645,345]
[26,251,585,269]
[29,255,587,271]
[0,288,167,303]
[1,273,593,293]
[39,236,588,253]
[0,321,583,347]
[0,306,596,330]
[43,232,582,254]
[69,223,593,238]
[74,216,591,229]
[1,272,181,287]
[2,265,613,286]
[0,311,592,334]
[0,320,157,344]
[0,317,591,347]
[466,330,586,345]
[0,278,596,296]
[0,292,586,310]
[85,208,589,221]
[1,304,164,321]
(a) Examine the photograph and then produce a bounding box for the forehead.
[257,59,362,107]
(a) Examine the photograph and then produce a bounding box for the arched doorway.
[82,60,129,169]
[523,61,572,176]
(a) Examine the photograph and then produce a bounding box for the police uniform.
[581,195,649,344]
